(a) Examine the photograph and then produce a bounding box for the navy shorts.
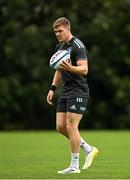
[56,96,89,114]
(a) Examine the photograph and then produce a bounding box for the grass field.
[0,130,130,179]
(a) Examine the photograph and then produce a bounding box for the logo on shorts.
[80,106,86,111]
[70,104,77,110]
[76,97,83,102]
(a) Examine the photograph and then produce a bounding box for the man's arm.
[47,70,62,105]
[59,59,88,76]
[51,70,62,87]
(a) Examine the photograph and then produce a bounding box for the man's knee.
[66,124,74,132]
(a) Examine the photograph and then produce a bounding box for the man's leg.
[56,112,68,136]
[57,112,81,174]
[57,112,82,153]
[66,112,81,154]
[80,137,92,155]
[56,112,92,156]
[56,112,98,173]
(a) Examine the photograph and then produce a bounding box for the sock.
[80,137,92,155]
[70,153,79,169]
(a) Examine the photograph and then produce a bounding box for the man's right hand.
[47,90,55,105]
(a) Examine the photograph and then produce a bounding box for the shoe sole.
[57,170,80,174]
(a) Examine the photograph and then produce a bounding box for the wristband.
[49,85,56,92]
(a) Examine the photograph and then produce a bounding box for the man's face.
[54,25,70,43]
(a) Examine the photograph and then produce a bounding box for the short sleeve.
[73,38,88,61]
[75,46,88,61]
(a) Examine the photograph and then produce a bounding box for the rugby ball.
[49,50,70,69]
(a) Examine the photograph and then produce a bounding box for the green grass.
[0,130,130,179]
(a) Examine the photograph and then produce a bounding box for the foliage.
[0,0,130,129]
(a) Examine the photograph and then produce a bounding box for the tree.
[0,0,130,129]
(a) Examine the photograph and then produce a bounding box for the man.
[47,17,98,174]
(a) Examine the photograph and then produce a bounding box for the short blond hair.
[53,17,71,29]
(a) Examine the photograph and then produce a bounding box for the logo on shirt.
[66,47,72,53]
